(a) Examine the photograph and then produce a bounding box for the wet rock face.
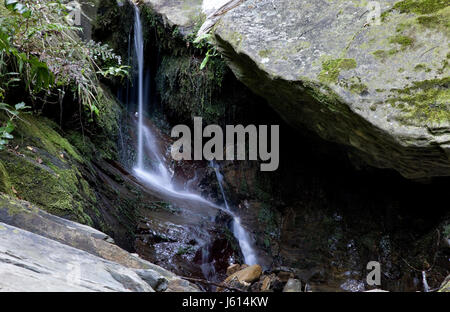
[135,209,242,282]
[213,0,450,179]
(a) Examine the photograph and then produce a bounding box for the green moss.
[176,245,195,255]
[13,115,83,163]
[258,49,271,58]
[390,0,449,15]
[350,83,369,94]
[318,58,357,84]
[156,54,228,124]
[414,63,431,72]
[0,151,93,225]
[0,161,12,195]
[257,203,279,251]
[389,35,415,49]
[0,113,98,225]
[389,77,450,124]
[372,50,389,59]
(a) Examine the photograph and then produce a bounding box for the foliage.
[193,33,220,70]
[0,0,128,147]
[0,102,28,150]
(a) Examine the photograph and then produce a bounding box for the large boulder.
[211,0,450,179]
[139,0,450,178]
[0,195,200,292]
[0,222,154,292]
[142,0,205,36]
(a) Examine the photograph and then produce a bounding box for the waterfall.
[134,5,145,170]
[130,4,258,274]
[211,161,258,265]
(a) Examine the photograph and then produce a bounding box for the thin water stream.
[129,4,258,279]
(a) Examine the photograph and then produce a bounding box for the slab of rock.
[438,275,450,292]
[211,0,450,179]
[283,279,302,292]
[260,273,276,291]
[226,263,241,276]
[224,264,262,284]
[0,222,153,292]
[0,195,200,292]
[135,269,168,292]
[142,0,204,36]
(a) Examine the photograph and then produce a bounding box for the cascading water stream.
[134,5,144,170]
[211,162,258,265]
[130,4,258,278]
[132,4,205,201]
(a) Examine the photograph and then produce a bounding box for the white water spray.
[211,161,258,265]
[134,5,144,170]
[131,4,258,271]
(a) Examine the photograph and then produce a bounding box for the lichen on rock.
[211,0,450,179]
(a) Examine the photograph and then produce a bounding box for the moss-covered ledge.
[212,0,450,179]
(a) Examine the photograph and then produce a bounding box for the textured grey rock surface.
[0,222,154,292]
[283,278,302,292]
[135,269,169,292]
[212,0,450,179]
[0,195,199,292]
[142,0,204,35]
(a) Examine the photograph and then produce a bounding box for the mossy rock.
[0,114,96,225]
[211,0,450,179]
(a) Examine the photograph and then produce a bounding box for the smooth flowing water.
[131,5,224,216]
[130,4,257,274]
[211,161,258,265]
[134,6,144,170]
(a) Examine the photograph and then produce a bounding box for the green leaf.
[4,0,18,11]
[5,121,14,133]
[1,132,13,139]
[15,102,26,110]
[193,33,211,44]
[200,55,210,70]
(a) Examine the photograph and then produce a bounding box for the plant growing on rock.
[0,0,128,144]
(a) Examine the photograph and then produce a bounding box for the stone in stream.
[260,274,277,292]
[283,279,302,292]
[224,264,263,284]
[226,263,241,276]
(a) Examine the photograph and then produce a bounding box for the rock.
[260,274,276,291]
[0,196,200,292]
[438,275,450,292]
[212,0,450,179]
[135,269,169,292]
[277,271,295,283]
[271,278,285,292]
[166,278,202,292]
[0,222,153,292]
[142,0,204,36]
[226,263,241,276]
[224,264,262,285]
[365,289,389,292]
[283,279,302,292]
